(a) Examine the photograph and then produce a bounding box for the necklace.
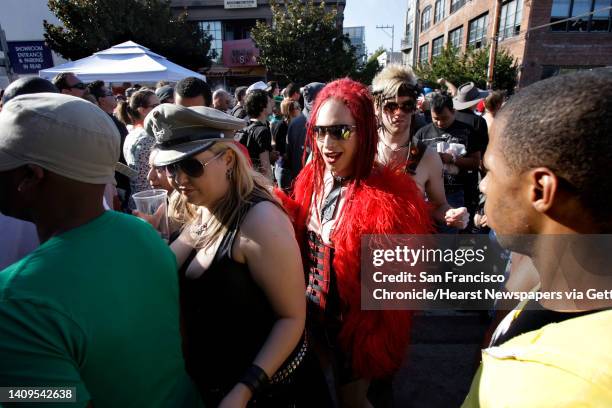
[190,211,211,236]
[380,135,411,152]
[191,222,208,236]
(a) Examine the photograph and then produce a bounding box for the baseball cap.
[0,93,120,184]
[145,104,246,166]
[155,85,175,103]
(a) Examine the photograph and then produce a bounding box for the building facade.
[344,26,367,65]
[378,51,404,66]
[414,0,612,87]
[400,0,420,66]
[171,0,346,89]
[0,0,69,88]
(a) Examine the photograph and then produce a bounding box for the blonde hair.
[280,98,299,122]
[169,140,281,250]
[371,64,418,102]
[371,64,419,135]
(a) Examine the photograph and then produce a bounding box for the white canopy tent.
[39,41,205,83]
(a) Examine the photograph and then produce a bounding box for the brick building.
[170,0,346,89]
[409,0,612,87]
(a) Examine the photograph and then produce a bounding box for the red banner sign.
[222,39,260,67]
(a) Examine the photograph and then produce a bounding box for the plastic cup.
[132,189,169,242]
[436,141,448,153]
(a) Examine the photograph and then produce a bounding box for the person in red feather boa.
[277,78,432,406]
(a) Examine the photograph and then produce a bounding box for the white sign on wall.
[224,0,257,9]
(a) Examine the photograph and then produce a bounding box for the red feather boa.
[277,163,433,379]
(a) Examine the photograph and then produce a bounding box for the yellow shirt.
[463,309,612,408]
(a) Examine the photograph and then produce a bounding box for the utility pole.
[376,24,395,62]
[487,0,503,89]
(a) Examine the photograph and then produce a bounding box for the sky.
[343,0,408,57]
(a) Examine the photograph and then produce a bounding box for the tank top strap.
[214,195,271,263]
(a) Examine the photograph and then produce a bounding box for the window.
[468,13,488,48]
[419,43,429,64]
[200,21,223,63]
[434,0,446,23]
[500,0,523,39]
[421,6,432,31]
[591,0,612,31]
[405,22,413,45]
[448,25,463,49]
[551,0,571,30]
[450,0,466,14]
[570,0,592,31]
[550,0,612,32]
[432,36,444,57]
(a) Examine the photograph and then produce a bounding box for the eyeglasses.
[165,150,225,178]
[312,125,356,142]
[383,100,416,114]
[70,82,87,90]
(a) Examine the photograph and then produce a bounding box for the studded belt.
[270,333,308,384]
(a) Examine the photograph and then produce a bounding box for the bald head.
[212,89,231,112]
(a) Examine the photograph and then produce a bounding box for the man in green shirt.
[0,93,201,407]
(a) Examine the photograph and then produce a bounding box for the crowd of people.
[0,66,610,407]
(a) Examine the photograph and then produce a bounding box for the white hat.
[246,81,271,95]
[0,93,120,184]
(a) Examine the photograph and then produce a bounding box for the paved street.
[394,311,490,407]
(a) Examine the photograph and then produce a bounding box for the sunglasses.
[165,151,225,178]
[312,125,356,142]
[383,100,416,114]
[70,82,87,90]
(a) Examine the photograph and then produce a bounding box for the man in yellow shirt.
[463,70,612,407]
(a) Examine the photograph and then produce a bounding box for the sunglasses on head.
[70,82,86,90]
[383,100,416,114]
[165,150,225,178]
[312,125,356,142]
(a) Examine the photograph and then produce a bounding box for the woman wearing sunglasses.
[144,104,307,408]
[372,65,469,231]
[116,89,160,199]
[278,78,432,406]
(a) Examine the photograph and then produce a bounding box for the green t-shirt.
[0,211,201,407]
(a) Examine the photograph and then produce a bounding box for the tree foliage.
[414,45,518,93]
[250,0,356,84]
[350,46,385,85]
[44,0,212,71]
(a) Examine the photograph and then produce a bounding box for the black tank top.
[179,197,277,396]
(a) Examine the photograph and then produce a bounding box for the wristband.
[239,364,270,394]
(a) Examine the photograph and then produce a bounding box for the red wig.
[306,78,378,193]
